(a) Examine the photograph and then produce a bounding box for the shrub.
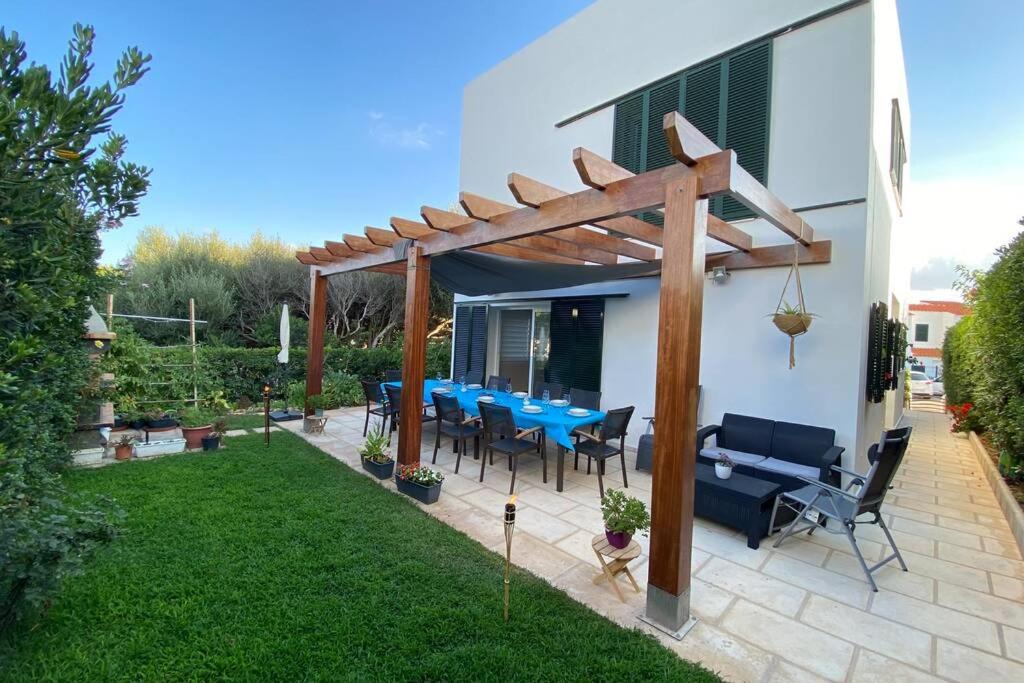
[0,25,150,632]
[942,316,978,407]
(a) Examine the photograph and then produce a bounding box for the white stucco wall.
[456,0,908,460]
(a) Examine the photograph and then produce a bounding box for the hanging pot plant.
[770,243,817,369]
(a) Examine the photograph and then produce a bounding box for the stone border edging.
[968,430,1024,557]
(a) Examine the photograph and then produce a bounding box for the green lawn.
[223,413,267,430]
[0,432,717,681]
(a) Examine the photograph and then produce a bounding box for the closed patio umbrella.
[270,304,302,421]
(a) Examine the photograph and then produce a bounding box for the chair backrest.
[532,381,563,400]
[858,426,912,510]
[432,392,462,425]
[486,375,510,391]
[601,406,634,442]
[570,387,601,410]
[361,379,384,405]
[720,413,774,456]
[771,421,837,467]
[383,383,402,415]
[463,371,483,386]
[384,369,403,382]
[478,401,515,438]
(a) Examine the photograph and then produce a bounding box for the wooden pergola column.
[304,271,328,415]
[644,176,706,636]
[397,245,431,467]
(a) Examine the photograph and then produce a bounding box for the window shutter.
[452,305,488,382]
[683,61,724,217]
[548,299,604,393]
[722,42,771,220]
[645,78,682,172]
[612,93,644,174]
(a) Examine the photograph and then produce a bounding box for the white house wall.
[457,0,905,461]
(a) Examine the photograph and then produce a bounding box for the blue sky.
[5,1,1023,282]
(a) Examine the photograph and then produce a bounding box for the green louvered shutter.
[722,42,771,220]
[638,78,683,226]
[612,93,644,174]
[683,61,724,217]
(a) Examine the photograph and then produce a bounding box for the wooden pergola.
[296,113,830,635]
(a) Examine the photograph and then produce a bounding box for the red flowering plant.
[947,403,973,433]
[395,464,444,487]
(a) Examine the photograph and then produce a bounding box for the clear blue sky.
[5,1,1023,270]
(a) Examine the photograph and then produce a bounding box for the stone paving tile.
[721,601,855,681]
[851,650,944,683]
[991,573,1024,601]
[666,621,774,683]
[1004,625,1024,664]
[936,639,1024,682]
[697,557,807,617]
[768,660,831,683]
[936,582,1024,629]
[762,555,870,609]
[824,550,936,601]
[871,590,1001,654]
[938,541,1024,578]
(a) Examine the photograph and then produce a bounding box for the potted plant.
[307,393,326,417]
[359,422,394,479]
[179,406,215,449]
[202,417,227,451]
[145,407,177,430]
[124,408,146,430]
[600,488,651,549]
[715,452,734,480]
[113,434,134,461]
[395,464,444,504]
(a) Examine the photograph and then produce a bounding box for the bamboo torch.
[263,383,272,446]
[503,495,517,622]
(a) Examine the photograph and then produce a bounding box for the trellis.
[295,113,831,636]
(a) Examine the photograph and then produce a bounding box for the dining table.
[384,379,605,492]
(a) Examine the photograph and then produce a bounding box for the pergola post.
[398,245,430,467]
[304,271,328,415]
[644,176,707,637]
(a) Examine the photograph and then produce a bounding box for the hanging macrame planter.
[770,243,816,369]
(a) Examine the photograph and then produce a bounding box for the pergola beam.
[572,147,753,252]
[309,246,343,263]
[343,234,380,253]
[324,241,357,258]
[295,251,320,266]
[364,226,400,247]
[664,112,812,245]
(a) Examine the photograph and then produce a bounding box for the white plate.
[512,391,528,399]
[520,405,543,414]
[477,395,496,403]
[431,386,450,393]
[549,399,569,407]
[466,383,483,390]
[568,408,591,417]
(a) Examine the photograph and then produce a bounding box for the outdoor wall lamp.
[571,307,579,318]
[708,266,731,285]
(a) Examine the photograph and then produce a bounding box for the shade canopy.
[429,250,661,296]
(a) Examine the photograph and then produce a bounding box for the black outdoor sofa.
[696,413,845,491]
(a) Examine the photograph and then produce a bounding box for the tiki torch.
[503,495,517,622]
[262,383,272,446]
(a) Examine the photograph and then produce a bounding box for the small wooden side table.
[304,416,328,435]
[591,534,642,602]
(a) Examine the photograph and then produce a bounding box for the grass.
[0,432,717,682]
[223,413,267,430]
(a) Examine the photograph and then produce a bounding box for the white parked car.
[909,371,933,398]
[932,375,945,397]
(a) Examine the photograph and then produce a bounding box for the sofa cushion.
[771,421,836,468]
[699,447,766,468]
[753,457,819,481]
[719,413,775,457]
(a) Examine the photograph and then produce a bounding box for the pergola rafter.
[296,113,833,637]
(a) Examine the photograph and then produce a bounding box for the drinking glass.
[562,392,571,414]
[436,372,442,382]
[542,389,550,404]
[505,382,513,395]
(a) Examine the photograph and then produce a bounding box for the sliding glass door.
[497,309,533,391]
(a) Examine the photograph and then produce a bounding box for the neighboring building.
[454,0,909,468]
[908,300,970,377]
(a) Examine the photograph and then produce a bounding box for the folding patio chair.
[770,426,912,591]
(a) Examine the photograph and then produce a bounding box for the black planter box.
[146,417,178,429]
[201,435,220,451]
[395,477,442,504]
[362,458,395,480]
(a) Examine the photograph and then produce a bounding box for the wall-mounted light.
[571,307,579,318]
[707,266,730,285]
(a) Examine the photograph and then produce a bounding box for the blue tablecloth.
[385,379,604,450]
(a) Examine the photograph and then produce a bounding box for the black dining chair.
[570,387,602,470]
[383,383,432,445]
[478,401,546,494]
[573,406,635,498]
[384,369,403,383]
[486,375,511,391]
[463,371,483,386]
[431,393,482,473]
[360,379,390,436]
[532,381,563,401]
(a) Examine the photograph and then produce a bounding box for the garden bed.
[0,432,716,682]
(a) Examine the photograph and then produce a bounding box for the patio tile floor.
[282,402,1024,682]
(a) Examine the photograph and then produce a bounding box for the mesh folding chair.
[770,426,913,591]
[360,379,389,436]
[574,406,635,498]
[478,401,546,494]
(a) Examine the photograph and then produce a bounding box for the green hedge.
[943,317,977,406]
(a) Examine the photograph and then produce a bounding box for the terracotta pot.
[604,529,632,549]
[114,444,133,461]
[181,425,213,450]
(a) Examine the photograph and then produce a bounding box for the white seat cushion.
[699,447,766,467]
[754,457,819,480]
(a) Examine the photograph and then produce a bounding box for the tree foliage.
[0,25,150,632]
